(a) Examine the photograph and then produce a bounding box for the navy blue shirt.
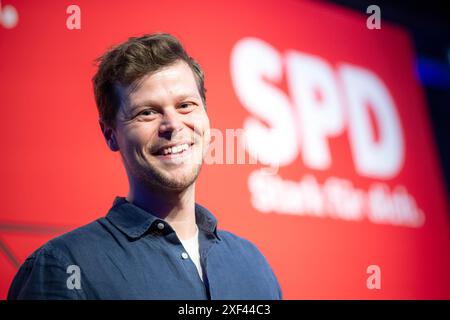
[7,197,282,300]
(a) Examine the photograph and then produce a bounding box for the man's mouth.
[152,142,195,161]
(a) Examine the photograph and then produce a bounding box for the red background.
[1,0,449,299]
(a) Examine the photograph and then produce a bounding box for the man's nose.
[158,109,183,135]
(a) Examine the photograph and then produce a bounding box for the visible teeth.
[161,143,189,155]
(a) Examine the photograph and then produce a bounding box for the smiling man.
[7,33,282,300]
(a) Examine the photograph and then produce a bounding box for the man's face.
[110,60,211,192]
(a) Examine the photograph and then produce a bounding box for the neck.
[126,181,197,240]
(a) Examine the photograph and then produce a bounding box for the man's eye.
[138,109,156,116]
[178,103,194,109]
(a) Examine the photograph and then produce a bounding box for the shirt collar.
[106,196,221,241]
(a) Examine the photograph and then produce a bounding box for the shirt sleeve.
[7,242,86,300]
[251,242,283,300]
[261,251,283,300]
[239,236,283,300]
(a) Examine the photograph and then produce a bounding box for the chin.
[146,165,201,191]
[155,176,197,192]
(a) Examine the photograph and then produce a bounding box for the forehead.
[126,60,200,106]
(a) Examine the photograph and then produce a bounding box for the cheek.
[188,112,210,137]
[202,117,211,146]
[203,125,211,146]
[118,126,156,154]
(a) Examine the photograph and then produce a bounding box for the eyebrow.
[129,93,201,110]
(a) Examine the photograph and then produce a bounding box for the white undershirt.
[179,226,203,281]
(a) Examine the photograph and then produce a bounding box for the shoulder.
[6,221,107,300]
[214,229,283,299]
[217,229,263,252]
[215,229,273,266]
[43,218,109,257]
[7,219,111,300]
[19,217,113,272]
[195,202,268,257]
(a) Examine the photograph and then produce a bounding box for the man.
[8,33,282,299]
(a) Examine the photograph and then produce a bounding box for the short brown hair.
[92,33,206,127]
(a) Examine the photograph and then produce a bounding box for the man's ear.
[99,119,119,152]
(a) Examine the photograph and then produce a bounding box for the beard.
[122,140,207,193]
[136,159,203,192]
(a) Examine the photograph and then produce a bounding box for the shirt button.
[157,222,165,230]
[181,252,189,260]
